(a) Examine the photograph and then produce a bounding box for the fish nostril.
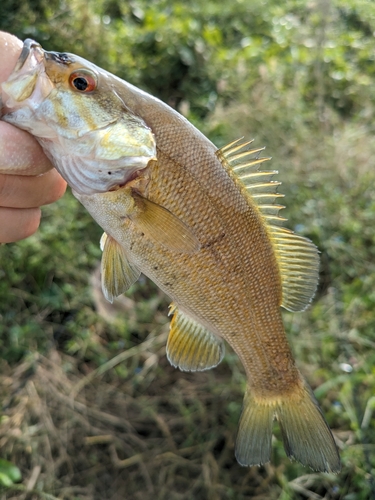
[45,51,73,65]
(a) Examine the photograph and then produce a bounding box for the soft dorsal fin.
[216,138,319,312]
[267,225,319,312]
[167,304,225,371]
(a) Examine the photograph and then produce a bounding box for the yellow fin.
[235,390,273,467]
[269,225,319,311]
[166,304,225,371]
[100,232,141,303]
[276,382,341,473]
[217,138,319,311]
[130,192,200,254]
[236,381,341,472]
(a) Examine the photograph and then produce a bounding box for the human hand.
[0,32,66,243]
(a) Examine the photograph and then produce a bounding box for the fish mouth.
[16,39,75,70]
[1,38,53,110]
[14,38,44,71]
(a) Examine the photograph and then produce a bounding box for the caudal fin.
[235,381,341,473]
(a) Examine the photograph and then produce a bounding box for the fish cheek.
[37,96,70,130]
[2,72,38,102]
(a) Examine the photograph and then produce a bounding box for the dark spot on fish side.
[201,232,226,249]
[108,172,112,175]
[153,266,158,270]
[164,282,172,287]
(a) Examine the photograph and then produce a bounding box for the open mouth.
[1,39,50,107]
[15,39,41,70]
[15,38,45,71]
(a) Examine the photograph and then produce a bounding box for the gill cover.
[1,39,157,195]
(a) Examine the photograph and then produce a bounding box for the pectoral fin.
[130,192,200,254]
[100,232,141,303]
[167,304,225,371]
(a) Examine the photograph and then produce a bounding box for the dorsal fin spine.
[220,137,251,153]
[239,171,277,180]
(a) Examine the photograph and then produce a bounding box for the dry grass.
[0,340,286,500]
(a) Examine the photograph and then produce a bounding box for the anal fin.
[100,232,141,303]
[167,304,225,371]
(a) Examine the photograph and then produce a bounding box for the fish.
[1,38,341,472]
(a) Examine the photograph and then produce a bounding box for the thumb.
[0,32,53,175]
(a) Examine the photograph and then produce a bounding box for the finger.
[0,122,53,175]
[0,32,22,82]
[0,169,67,208]
[0,34,52,176]
[0,207,41,243]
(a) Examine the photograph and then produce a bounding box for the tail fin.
[235,381,341,473]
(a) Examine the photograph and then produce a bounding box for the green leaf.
[0,472,13,487]
[0,459,22,484]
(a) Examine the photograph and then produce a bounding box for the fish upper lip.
[16,39,73,71]
[15,38,43,71]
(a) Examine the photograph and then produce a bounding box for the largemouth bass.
[1,39,340,472]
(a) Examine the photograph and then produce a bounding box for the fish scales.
[146,138,293,393]
[0,38,341,472]
[144,146,292,387]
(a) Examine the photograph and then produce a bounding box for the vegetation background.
[0,0,374,498]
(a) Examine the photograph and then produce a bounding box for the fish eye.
[69,71,97,92]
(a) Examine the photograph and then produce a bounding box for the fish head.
[1,39,156,194]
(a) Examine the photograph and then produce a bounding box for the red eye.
[69,71,97,92]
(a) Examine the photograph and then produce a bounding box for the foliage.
[1,0,375,498]
[2,0,375,120]
[0,460,21,487]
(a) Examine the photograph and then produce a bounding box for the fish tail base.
[235,381,341,473]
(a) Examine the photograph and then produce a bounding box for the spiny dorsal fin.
[167,303,225,371]
[216,138,319,312]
